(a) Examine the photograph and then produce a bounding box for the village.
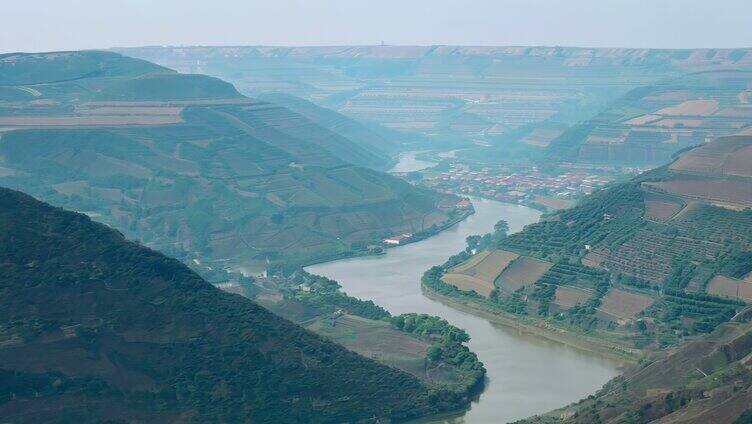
[419,163,626,211]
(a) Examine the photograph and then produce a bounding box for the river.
[306,197,621,423]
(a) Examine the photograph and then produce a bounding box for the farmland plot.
[442,249,519,297]
[597,288,655,320]
[497,256,552,292]
[553,286,592,310]
[706,275,752,302]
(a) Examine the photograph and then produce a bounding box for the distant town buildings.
[422,163,620,206]
[383,233,413,245]
[455,198,472,208]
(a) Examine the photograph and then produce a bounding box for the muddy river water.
[307,196,621,423]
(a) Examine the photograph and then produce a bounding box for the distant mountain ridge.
[118,45,752,155]
[119,45,752,68]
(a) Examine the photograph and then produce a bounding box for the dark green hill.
[0,187,466,423]
[0,51,461,266]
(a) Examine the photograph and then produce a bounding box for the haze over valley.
[2,2,752,423]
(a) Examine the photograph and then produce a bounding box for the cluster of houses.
[383,233,414,245]
[424,164,614,203]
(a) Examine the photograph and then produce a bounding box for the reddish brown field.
[78,106,184,115]
[0,115,182,126]
[723,145,752,177]
[449,250,492,273]
[441,274,495,297]
[497,256,552,292]
[598,288,654,320]
[84,98,253,106]
[706,275,752,302]
[716,107,752,118]
[653,118,705,128]
[553,286,592,310]
[443,249,519,297]
[645,199,683,220]
[534,195,576,211]
[647,177,752,209]
[625,114,662,126]
[643,191,684,221]
[670,135,752,177]
[656,99,719,116]
[521,128,565,147]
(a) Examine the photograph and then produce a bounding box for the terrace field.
[706,275,752,302]
[119,46,752,168]
[497,256,553,293]
[597,288,655,321]
[0,51,463,267]
[426,135,752,350]
[442,249,519,297]
[551,71,752,166]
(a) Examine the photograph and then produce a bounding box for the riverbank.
[307,197,621,423]
[298,205,475,269]
[421,285,640,364]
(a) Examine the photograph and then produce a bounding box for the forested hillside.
[0,51,463,267]
[0,187,469,423]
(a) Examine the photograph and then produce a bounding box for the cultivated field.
[553,286,592,310]
[655,99,719,116]
[534,195,576,211]
[521,128,565,147]
[647,176,752,209]
[77,106,184,115]
[597,288,654,320]
[441,273,495,297]
[0,115,183,126]
[706,275,752,302]
[497,256,553,292]
[306,314,430,377]
[653,118,705,128]
[625,114,662,126]
[670,135,752,177]
[443,249,520,297]
[643,190,684,221]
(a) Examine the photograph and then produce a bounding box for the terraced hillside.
[517,313,752,424]
[0,187,469,423]
[256,92,400,157]
[550,70,752,165]
[120,46,752,152]
[0,51,463,266]
[425,136,752,351]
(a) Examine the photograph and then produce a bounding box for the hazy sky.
[2,0,751,53]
